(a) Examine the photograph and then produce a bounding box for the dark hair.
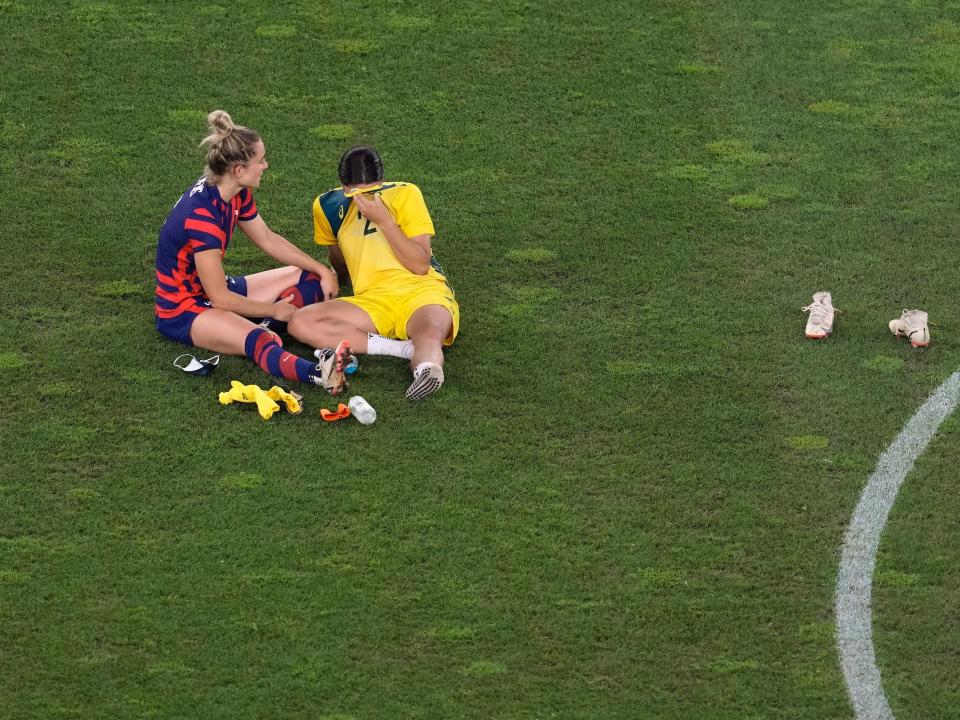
[338,146,383,185]
[200,110,261,179]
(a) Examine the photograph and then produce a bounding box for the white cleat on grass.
[406,362,444,401]
[888,309,930,347]
[802,291,836,339]
[312,340,352,395]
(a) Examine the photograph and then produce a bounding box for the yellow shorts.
[340,281,460,345]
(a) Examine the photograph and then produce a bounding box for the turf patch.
[433,626,476,641]
[0,570,28,584]
[875,569,920,588]
[864,355,904,372]
[494,286,560,318]
[388,15,433,30]
[70,2,119,26]
[827,39,866,58]
[146,660,194,676]
[463,660,507,677]
[118,368,164,384]
[47,137,115,172]
[221,472,263,489]
[758,184,800,201]
[706,140,770,166]
[631,567,685,589]
[787,435,829,450]
[256,24,297,39]
[0,352,28,370]
[728,193,769,210]
[310,124,355,141]
[668,164,710,181]
[808,100,851,115]
[333,39,379,56]
[95,280,147,298]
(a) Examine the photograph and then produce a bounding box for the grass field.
[3,1,960,718]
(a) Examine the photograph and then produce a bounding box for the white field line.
[836,371,960,719]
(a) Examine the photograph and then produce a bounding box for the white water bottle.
[348,396,377,425]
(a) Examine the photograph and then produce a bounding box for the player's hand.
[353,192,392,227]
[272,295,297,322]
[316,265,339,299]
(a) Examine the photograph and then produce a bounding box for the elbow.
[411,259,431,276]
[208,294,234,312]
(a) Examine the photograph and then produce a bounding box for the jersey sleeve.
[394,184,435,238]
[312,196,337,246]
[237,188,258,221]
[183,209,226,253]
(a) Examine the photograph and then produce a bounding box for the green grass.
[3,0,960,717]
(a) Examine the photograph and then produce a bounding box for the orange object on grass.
[320,403,351,421]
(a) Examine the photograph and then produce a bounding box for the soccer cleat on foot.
[802,291,836,339]
[406,362,444,401]
[312,340,352,395]
[889,309,930,347]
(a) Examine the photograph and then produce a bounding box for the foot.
[312,340,352,395]
[406,362,444,401]
[802,291,835,339]
[889,309,929,347]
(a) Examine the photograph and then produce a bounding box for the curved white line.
[836,371,960,719]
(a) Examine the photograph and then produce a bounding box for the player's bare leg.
[288,300,376,353]
[404,304,452,401]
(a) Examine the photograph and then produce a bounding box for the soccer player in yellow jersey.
[288,146,459,401]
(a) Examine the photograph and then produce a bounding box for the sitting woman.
[288,145,459,401]
[155,110,348,393]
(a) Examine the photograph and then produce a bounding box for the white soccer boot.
[802,291,836,339]
[406,362,444,401]
[888,309,930,347]
[312,340,352,395]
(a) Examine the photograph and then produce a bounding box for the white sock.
[367,333,414,360]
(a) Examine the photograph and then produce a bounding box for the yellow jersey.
[312,182,448,295]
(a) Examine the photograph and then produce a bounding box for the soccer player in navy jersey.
[155,110,352,394]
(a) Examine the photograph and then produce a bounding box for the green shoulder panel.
[317,183,402,239]
[317,188,351,239]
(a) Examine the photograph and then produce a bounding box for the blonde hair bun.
[206,110,235,138]
[198,110,261,179]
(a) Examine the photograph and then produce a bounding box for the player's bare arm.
[239,215,339,298]
[353,192,432,275]
[194,249,296,322]
[327,245,351,287]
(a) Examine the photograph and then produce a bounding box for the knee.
[286,309,310,340]
[411,320,450,343]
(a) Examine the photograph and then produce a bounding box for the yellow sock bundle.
[218,381,303,420]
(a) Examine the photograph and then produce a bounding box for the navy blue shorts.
[156,275,248,346]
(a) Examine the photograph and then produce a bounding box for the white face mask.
[173,354,220,376]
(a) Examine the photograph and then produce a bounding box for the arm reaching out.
[239,215,340,298]
[194,249,297,322]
